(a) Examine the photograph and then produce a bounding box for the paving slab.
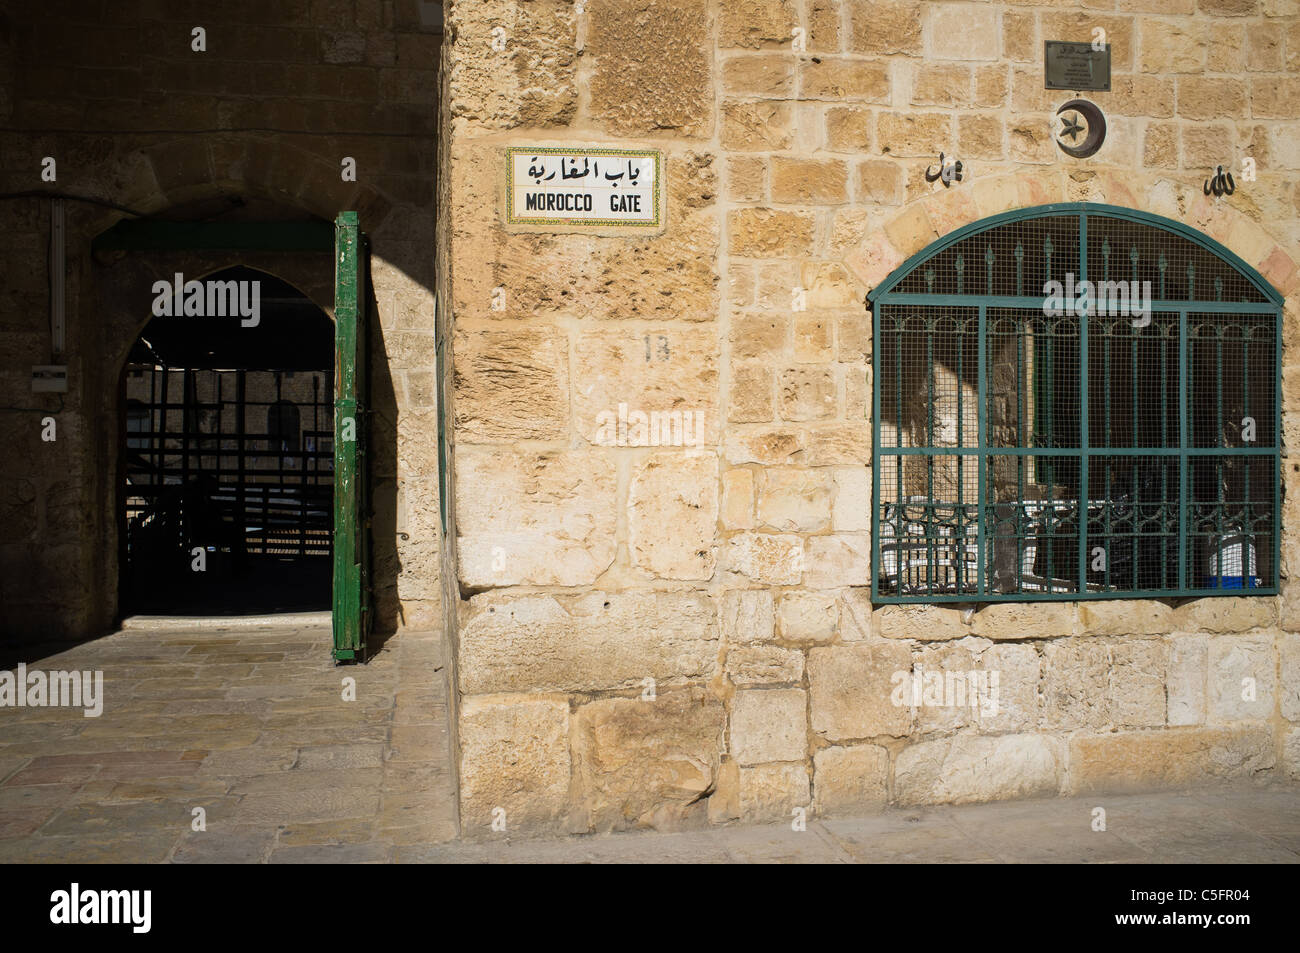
[0,619,458,861]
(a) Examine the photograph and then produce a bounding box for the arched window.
[867,203,1283,602]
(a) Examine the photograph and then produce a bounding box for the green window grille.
[868,203,1283,603]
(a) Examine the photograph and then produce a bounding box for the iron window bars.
[868,203,1283,603]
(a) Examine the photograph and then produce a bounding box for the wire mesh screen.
[1085,215,1269,304]
[892,216,1081,297]
[873,207,1280,602]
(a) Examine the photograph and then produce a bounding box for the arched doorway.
[867,203,1284,603]
[118,266,336,615]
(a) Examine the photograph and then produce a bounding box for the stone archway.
[63,138,398,635]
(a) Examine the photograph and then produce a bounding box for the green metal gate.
[868,203,1283,603]
[332,211,370,659]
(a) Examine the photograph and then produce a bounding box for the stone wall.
[441,0,1300,835]
[0,1,443,638]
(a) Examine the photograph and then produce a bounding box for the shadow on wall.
[367,276,401,648]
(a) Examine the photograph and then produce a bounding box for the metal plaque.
[1044,41,1111,92]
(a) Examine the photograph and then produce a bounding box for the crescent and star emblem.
[1054,99,1107,159]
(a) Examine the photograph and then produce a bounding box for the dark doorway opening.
[119,266,335,615]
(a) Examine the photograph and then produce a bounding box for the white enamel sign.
[506,147,661,228]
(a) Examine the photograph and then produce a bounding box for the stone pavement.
[0,615,458,862]
[411,786,1300,864]
[2,617,1298,863]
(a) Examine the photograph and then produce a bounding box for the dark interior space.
[119,266,335,616]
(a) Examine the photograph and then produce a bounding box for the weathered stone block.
[572,686,725,832]
[971,601,1075,640]
[812,744,888,814]
[1208,632,1275,723]
[777,366,836,421]
[801,58,891,101]
[448,0,577,128]
[1043,638,1110,730]
[758,468,832,531]
[723,100,795,151]
[894,734,1062,805]
[857,159,902,203]
[874,603,967,641]
[719,0,798,48]
[808,641,912,740]
[724,532,804,584]
[975,65,1009,107]
[456,450,617,587]
[729,208,816,257]
[804,425,871,466]
[1067,726,1275,794]
[1002,10,1036,62]
[848,0,922,55]
[803,533,870,588]
[913,640,980,733]
[771,157,849,205]
[722,467,756,529]
[1008,121,1056,164]
[912,64,971,107]
[1143,122,1179,169]
[838,587,874,641]
[453,328,569,442]
[826,107,874,152]
[831,466,871,532]
[1110,639,1169,729]
[573,327,719,447]
[928,3,999,60]
[588,0,712,137]
[460,591,719,694]
[1173,597,1275,633]
[728,363,775,423]
[727,156,767,202]
[958,113,1004,160]
[883,202,938,257]
[1284,728,1300,780]
[844,230,904,289]
[731,688,809,764]
[1138,18,1206,74]
[778,590,839,643]
[1167,634,1208,726]
[730,313,789,360]
[460,695,570,833]
[721,588,776,643]
[876,112,951,158]
[794,316,834,361]
[628,451,719,580]
[1177,77,1247,121]
[738,763,811,821]
[1281,633,1300,722]
[723,55,796,97]
[978,643,1041,733]
[727,644,805,686]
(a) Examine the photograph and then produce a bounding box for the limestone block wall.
[0,1,443,638]
[441,0,1300,835]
